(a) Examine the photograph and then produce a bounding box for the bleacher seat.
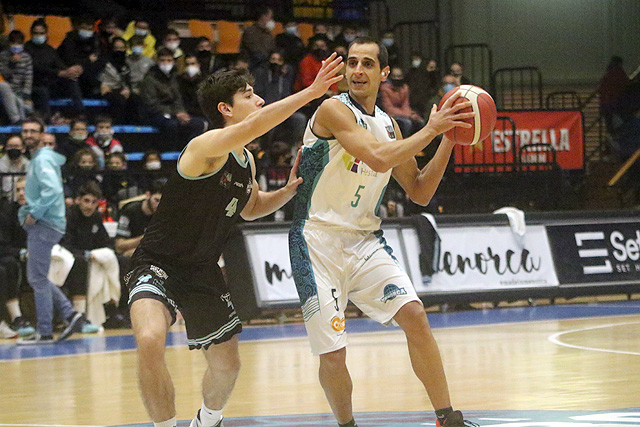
[0,125,158,133]
[48,99,110,107]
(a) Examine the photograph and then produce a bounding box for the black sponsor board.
[546,223,640,284]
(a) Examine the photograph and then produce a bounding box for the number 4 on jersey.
[225,197,239,217]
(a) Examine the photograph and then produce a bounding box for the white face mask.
[145,161,161,170]
[285,26,298,36]
[159,63,173,75]
[132,46,144,55]
[265,20,276,32]
[411,59,422,68]
[135,28,148,37]
[343,34,356,43]
[165,41,180,51]
[186,65,200,77]
[78,29,94,39]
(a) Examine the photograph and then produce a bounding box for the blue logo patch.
[381,284,407,303]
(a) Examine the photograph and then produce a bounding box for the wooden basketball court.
[1,297,639,427]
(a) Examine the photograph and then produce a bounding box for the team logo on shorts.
[150,265,168,280]
[380,284,406,303]
[331,316,345,332]
[220,292,233,308]
[219,171,233,188]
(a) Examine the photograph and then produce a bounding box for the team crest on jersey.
[385,125,396,139]
[342,153,361,173]
[219,171,232,189]
[358,118,368,130]
[246,179,253,195]
[380,284,406,303]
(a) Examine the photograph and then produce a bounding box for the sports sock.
[73,298,86,314]
[199,402,223,426]
[6,300,21,320]
[153,417,176,427]
[435,407,454,424]
[338,419,358,427]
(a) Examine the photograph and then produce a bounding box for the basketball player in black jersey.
[125,53,344,427]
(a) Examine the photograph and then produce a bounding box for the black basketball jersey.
[136,150,253,266]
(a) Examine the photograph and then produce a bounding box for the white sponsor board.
[402,225,559,292]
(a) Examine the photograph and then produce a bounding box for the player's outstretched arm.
[313,91,474,173]
[241,149,304,220]
[392,129,456,206]
[181,54,343,178]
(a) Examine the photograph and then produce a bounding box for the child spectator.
[63,147,102,206]
[60,181,121,329]
[86,115,123,167]
[99,37,138,123]
[58,117,90,162]
[126,35,155,95]
[0,30,34,122]
[0,135,29,201]
[102,152,140,212]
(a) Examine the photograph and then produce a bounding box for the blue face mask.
[10,45,24,54]
[132,46,144,55]
[443,83,456,94]
[32,35,47,45]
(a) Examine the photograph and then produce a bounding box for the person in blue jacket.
[17,132,86,344]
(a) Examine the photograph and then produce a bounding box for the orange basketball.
[437,84,497,145]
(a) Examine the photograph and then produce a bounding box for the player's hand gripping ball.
[438,85,497,145]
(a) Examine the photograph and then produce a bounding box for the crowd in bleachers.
[0,7,482,338]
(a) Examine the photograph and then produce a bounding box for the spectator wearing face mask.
[381,30,399,67]
[294,38,337,94]
[102,152,140,208]
[425,73,460,121]
[86,115,123,168]
[333,25,359,49]
[63,147,102,207]
[139,48,207,150]
[177,53,206,117]
[380,65,425,136]
[122,20,156,59]
[58,117,90,162]
[407,55,441,117]
[449,62,471,85]
[307,23,333,47]
[162,29,186,73]
[25,19,85,121]
[0,135,29,201]
[97,17,124,57]
[0,30,34,123]
[126,35,155,95]
[99,37,138,123]
[275,21,306,72]
[57,16,106,98]
[195,36,226,76]
[240,6,276,72]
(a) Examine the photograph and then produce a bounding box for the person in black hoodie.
[0,177,35,337]
[25,18,84,120]
[60,181,121,330]
[57,16,106,98]
[139,47,206,150]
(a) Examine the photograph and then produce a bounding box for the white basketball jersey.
[292,93,397,231]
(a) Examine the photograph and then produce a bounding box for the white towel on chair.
[86,248,121,326]
[48,244,75,287]
[493,206,526,246]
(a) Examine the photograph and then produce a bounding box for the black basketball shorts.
[125,257,242,350]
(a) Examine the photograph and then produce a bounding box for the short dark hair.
[348,36,389,69]
[147,178,165,195]
[70,116,88,130]
[95,114,113,126]
[111,36,126,49]
[73,147,98,167]
[8,30,25,45]
[256,6,273,20]
[22,116,45,132]
[107,152,126,164]
[142,149,160,164]
[130,34,145,46]
[77,181,103,199]
[197,68,255,129]
[31,18,47,33]
[156,47,173,59]
[164,28,179,39]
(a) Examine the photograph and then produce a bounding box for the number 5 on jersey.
[351,185,365,208]
[225,197,239,217]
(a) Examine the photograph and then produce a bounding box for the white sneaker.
[190,410,223,427]
[0,320,18,339]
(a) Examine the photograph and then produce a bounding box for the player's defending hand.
[284,148,304,194]
[425,91,475,135]
[307,52,344,99]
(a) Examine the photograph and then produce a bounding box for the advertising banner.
[454,110,584,171]
[402,225,559,292]
[546,222,640,284]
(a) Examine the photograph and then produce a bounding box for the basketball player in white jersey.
[288,37,476,427]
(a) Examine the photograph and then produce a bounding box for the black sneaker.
[57,312,83,342]
[16,332,55,345]
[437,411,478,427]
[103,313,130,329]
[10,316,36,337]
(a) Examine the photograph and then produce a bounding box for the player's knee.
[319,348,347,371]
[396,302,430,334]
[135,329,167,360]
[217,351,241,375]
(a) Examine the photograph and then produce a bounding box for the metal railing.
[444,44,493,93]
[492,67,543,110]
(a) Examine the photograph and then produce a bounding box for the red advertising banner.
[453,110,584,171]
